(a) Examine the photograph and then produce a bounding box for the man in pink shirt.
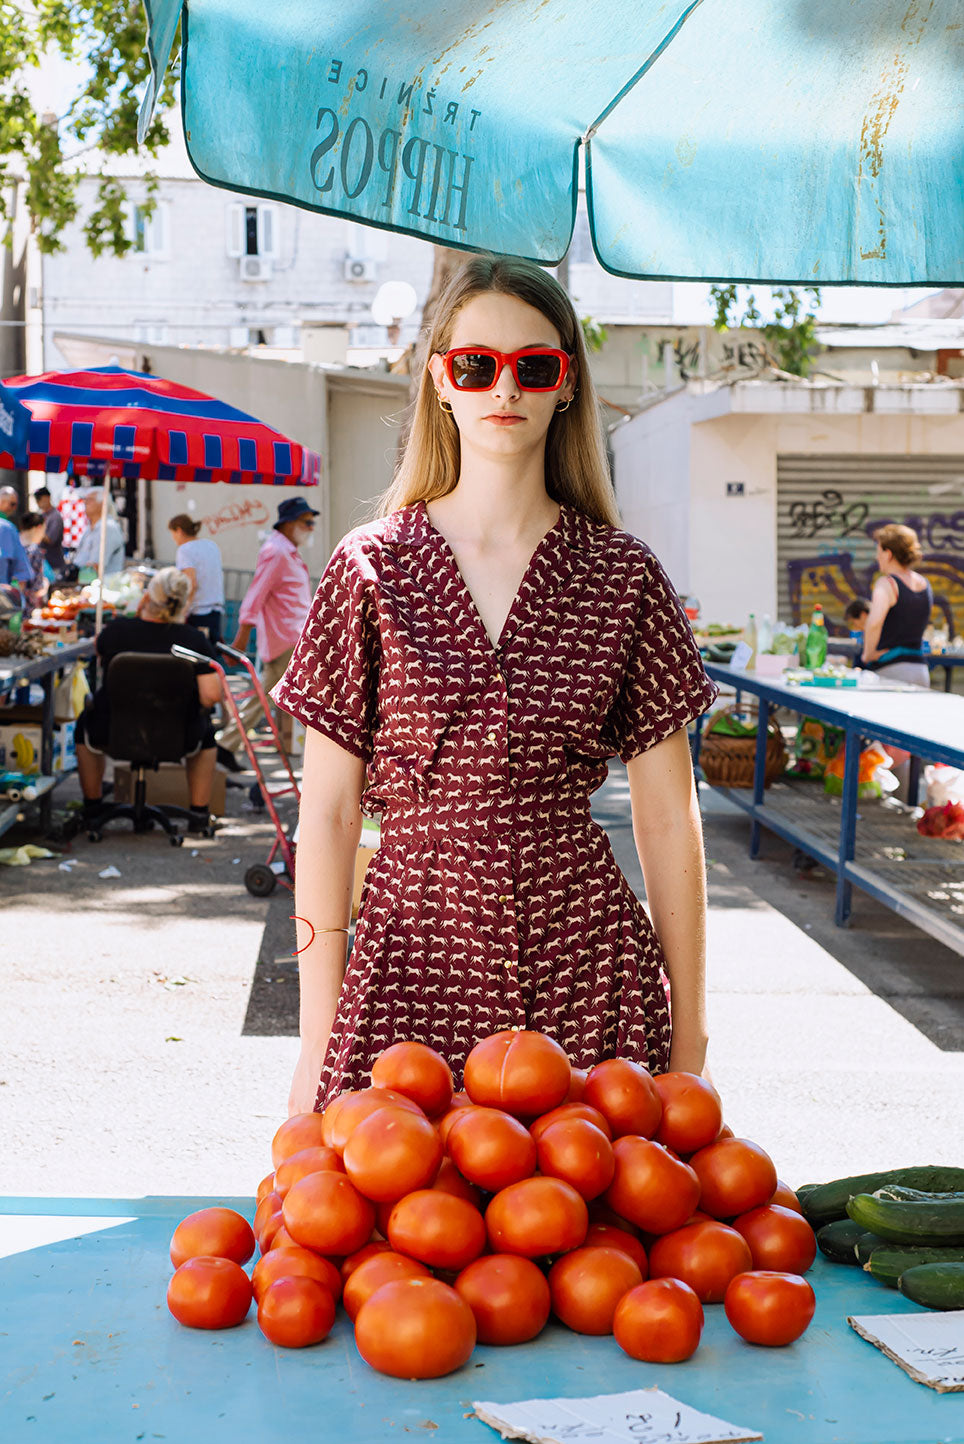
[217,495,318,764]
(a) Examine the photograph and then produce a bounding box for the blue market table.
[698,664,964,954]
[1,1195,961,1444]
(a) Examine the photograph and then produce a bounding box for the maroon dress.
[272,501,718,1106]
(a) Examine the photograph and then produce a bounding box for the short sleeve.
[270,542,379,762]
[604,550,719,764]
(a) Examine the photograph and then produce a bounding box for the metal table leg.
[749,701,769,860]
[835,729,861,927]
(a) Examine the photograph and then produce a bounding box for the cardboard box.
[113,762,226,815]
[0,724,43,774]
[52,721,76,773]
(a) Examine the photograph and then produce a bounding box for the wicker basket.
[699,706,787,789]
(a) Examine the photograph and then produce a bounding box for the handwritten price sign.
[473,1388,762,1444]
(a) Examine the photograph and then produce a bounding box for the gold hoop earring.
[555,397,572,412]
[436,392,454,414]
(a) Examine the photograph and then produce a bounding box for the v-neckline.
[420,498,565,653]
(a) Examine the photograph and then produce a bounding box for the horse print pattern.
[272,500,718,1107]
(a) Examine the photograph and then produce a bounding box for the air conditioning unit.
[239,255,273,282]
[344,257,376,283]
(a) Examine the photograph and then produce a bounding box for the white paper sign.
[728,642,752,671]
[472,1388,763,1444]
[849,1311,964,1392]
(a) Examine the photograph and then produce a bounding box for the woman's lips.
[484,414,525,425]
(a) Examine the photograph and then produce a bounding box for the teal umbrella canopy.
[140,0,964,284]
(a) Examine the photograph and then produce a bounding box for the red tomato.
[343,1105,443,1201]
[256,1172,276,1204]
[769,1180,803,1214]
[254,1191,282,1240]
[343,1251,430,1321]
[536,1118,615,1200]
[251,1246,342,1305]
[258,1276,336,1348]
[613,1278,704,1362]
[447,1106,537,1191]
[732,1205,816,1273]
[455,1254,552,1345]
[717,1123,735,1140]
[605,1138,700,1235]
[274,1146,344,1198]
[648,1221,753,1303]
[371,1040,454,1117]
[530,1102,612,1143]
[167,1256,252,1330]
[387,1189,487,1271]
[268,1225,302,1252]
[653,1073,723,1155]
[354,1277,477,1378]
[549,1246,643,1335]
[588,1201,642,1234]
[584,1223,649,1277]
[724,1271,816,1346]
[566,1067,589,1102]
[258,1209,285,1255]
[283,1170,375,1255]
[321,1087,425,1154]
[437,1100,475,1147]
[271,1112,327,1168]
[341,1240,393,1281]
[463,1029,571,1117]
[430,1156,483,1209]
[583,1059,662,1139]
[170,1207,255,1269]
[485,1177,588,1258]
[689,1138,778,1219]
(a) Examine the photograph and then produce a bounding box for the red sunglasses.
[441,346,571,392]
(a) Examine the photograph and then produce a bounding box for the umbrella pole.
[94,477,109,636]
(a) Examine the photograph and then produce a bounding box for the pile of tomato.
[166,1030,817,1378]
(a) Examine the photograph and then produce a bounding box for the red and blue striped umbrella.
[0,365,320,486]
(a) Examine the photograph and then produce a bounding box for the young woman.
[861,523,933,686]
[168,514,225,645]
[273,256,719,1116]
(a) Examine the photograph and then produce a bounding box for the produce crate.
[0,1196,955,1444]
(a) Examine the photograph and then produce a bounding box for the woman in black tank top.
[861,523,932,687]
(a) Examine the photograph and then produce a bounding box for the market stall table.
[698,664,964,953]
[1,1195,960,1444]
[0,639,94,839]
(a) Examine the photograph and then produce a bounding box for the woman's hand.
[288,1046,328,1117]
[667,1033,710,1079]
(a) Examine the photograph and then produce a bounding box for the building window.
[128,202,169,258]
[227,203,279,259]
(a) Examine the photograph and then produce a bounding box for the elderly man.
[72,489,126,577]
[0,484,31,588]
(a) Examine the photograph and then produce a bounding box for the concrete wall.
[613,386,964,627]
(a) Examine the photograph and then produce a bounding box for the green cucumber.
[874,1185,964,1204]
[847,1191,964,1247]
[816,1218,865,1264]
[855,1231,883,1265]
[800,1167,964,1228]
[898,1261,964,1310]
[865,1245,964,1289]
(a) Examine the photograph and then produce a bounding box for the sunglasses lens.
[516,353,562,389]
[450,352,498,389]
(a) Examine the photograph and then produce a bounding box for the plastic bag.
[53,663,91,722]
[823,741,898,799]
[917,801,964,841]
[789,717,844,779]
[924,765,964,809]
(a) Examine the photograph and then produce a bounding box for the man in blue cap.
[217,494,320,767]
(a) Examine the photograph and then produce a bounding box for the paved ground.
[0,757,960,1203]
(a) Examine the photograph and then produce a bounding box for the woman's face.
[170,527,186,546]
[428,291,576,461]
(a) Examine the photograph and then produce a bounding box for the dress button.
[487,729,498,742]
[498,894,508,905]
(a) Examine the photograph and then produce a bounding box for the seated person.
[75,567,222,834]
[844,597,870,634]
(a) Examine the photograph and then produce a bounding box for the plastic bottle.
[758,613,774,655]
[804,606,828,670]
[744,613,758,669]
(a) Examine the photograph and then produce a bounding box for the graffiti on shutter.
[777,454,964,638]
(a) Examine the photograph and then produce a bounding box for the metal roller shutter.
[776,454,964,638]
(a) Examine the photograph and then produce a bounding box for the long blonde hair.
[380,255,620,527]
